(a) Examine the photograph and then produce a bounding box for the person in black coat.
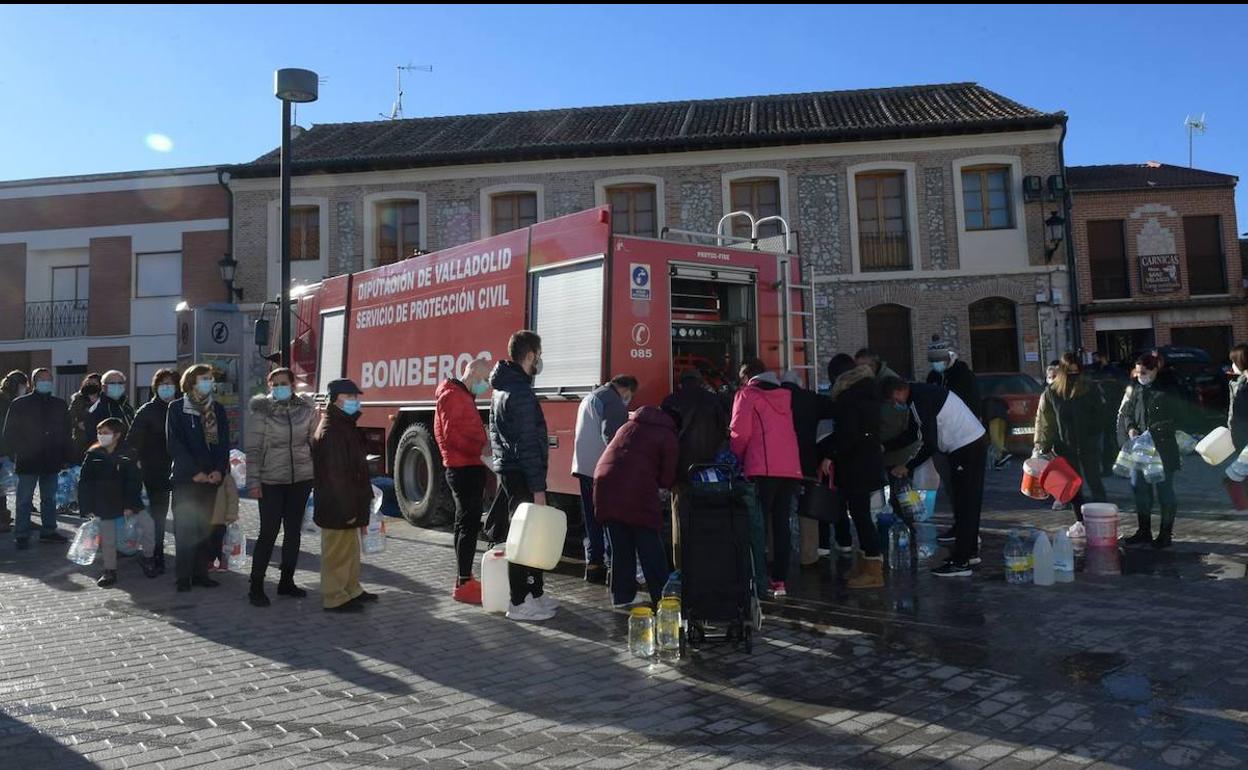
[124,368,179,574]
[2,368,71,547]
[0,370,29,533]
[827,364,885,589]
[85,370,136,446]
[925,336,980,419]
[660,369,728,567]
[487,330,557,622]
[78,418,156,586]
[781,370,837,565]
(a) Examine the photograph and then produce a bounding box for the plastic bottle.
[1228,449,1248,483]
[1032,531,1055,586]
[224,521,247,570]
[1052,529,1075,583]
[887,519,913,572]
[913,522,939,562]
[68,518,100,566]
[656,597,682,663]
[362,509,386,555]
[1004,530,1031,585]
[628,606,656,658]
[303,494,319,533]
[661,571,682,600]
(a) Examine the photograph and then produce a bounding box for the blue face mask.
[196,379,215,396]
[272,385,293,401]
[106,383,126,400]
[341,399,361,415]
[932,361,947,374]
[157,384,176,401]
[892,401,909,412]
[470,380,489,397]
[35,380,53,395]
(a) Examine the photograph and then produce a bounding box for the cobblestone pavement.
[2,458,1247,769]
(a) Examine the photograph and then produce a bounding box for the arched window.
[969,297,1019,373]
[866,304,913,379]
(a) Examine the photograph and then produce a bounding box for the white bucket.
[504,502,568,570]
[1195,427,1235,466]
[1081,503,1120,547]
[480,548,510,614]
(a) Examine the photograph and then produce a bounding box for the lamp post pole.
[274,68,319,368]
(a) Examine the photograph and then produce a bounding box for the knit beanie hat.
[927,335,953,362]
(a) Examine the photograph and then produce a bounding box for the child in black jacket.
[78,418,156,586]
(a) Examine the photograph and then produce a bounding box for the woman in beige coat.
[244,368,318,606]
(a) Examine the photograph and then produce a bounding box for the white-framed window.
[135,252,182,298]
[267,196,330,295]
[52,265,89,301]
[721,169,789,243]
[595,175,665,237]
[530,259,604,391]
[847,162,921,274]
[317,310,346,393]
[961,166,1014,230]
[363,192,427,269]
[481,184,544,237]
[951,155,1028,272]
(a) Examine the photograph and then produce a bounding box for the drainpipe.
[1056,116,1082,351]
[216,167,235,304]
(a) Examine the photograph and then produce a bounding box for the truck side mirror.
[254,318,270,348]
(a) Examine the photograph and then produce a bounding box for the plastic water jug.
[117,516,141,557]
[1052,530,1074,583]
[917,490,937,522]
[628,607,655,658]
[891,480,923,519]
[1195,426,1235,465]
[504,503,567,570]
[68,518,100,566]
[362,508,386,555]
[1004,530,1032,585]
[1227,445,1248,482]
[302,494,319,533]
[1032,531,1054,586]
[887,519,913,572]
[229,449,247,491]
[1081,503,1120,547]
[1175,431,1198,456]
[656,597,682,663]
[223,521,247,571]
[480,548,510,613]
[1020,457,1050,499]
[1112,439,1137,478]
[913,523,939,562]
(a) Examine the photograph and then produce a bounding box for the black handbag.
[796,479,838,523]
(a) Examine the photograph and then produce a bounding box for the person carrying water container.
[78,417,157,586]
[1116,353,1182,548]
[1033,352,1107,538]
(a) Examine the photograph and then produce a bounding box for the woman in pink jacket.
[730,360,802,597]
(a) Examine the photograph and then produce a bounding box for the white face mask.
[1234,363,1243,376]
[98,433,115,448]
[1138,372,1155,386]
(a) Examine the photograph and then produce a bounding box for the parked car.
[977,373,1044,455]
[1131,346,1229,432]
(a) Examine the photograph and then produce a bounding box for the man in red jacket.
[434,357,493,605]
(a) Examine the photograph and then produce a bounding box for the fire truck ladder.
[661,212,818,388]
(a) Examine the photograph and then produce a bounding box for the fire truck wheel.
[393,423,453,528]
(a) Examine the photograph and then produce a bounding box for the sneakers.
[1067,521,1086,540]
[139,555,159,579]
[1122,529,1153,546]
[770,580,787,597]
[1053,500,1072,512]
[324,600,365,613]
[836,542,855,555]
[584,563,607,585]
[452,578,483,605]
[931,560,974,577]
[612,596,644,609]
[529,593,559,613]
[277,580,308,598]
[967,554,983,567]
[39,531,68,543]
[249,587,271,607]
[96,569,117,588]
[507,597,556,622]
[936,529,957,544]
[816,547,831,558]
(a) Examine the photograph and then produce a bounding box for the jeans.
[446,466,486,581]
[1131,466,1177,531]
[754,477,798,582]
[495,472,544,606]
[144,480,171,559]
[250,480,313,584]
[15,473,58,541]
[604,522,668,605]
[577,474,608,566]
[172,482,216,582]
[948,436,988,563]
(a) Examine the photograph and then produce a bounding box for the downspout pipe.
[1056,115,1082,351]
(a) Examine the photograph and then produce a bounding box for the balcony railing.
[25,300,88,339]
[859,232,911,272]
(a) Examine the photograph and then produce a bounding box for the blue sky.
[2,5,1245,224]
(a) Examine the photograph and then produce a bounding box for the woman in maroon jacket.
[433,358,492,605]
[594,406,679,607]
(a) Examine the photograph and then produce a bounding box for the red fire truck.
[288,206,814,527]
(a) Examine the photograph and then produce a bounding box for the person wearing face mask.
[0,370,30,533]
[70,373,103,461]
[124,369,179,574]
[433,357,494,604]
[166,364,230,591]
[1117,353,1182,548]
[487,330,558,622]
[571,373,639,585]
[79,417,157,586]
[825,364,886,589]
[1033,352,1107,533]
[1226,345,1248,454]
[85,370,136,450]
[925,336,981,420]
[2,368,71,548]
[312,379,377,612]
[244,368,317,607]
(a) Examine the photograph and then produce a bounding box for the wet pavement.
[1,457,1246,769]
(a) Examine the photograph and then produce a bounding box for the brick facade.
[182,230,228,305]
[86,345,130,380]
[0,242,26,341]
[87,236,132,337]
[1070,184,1244,364]
[0,184,226,234]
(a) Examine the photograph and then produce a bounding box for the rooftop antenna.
[384,64,433,120]
[1183,114,1207,168]
[293,75,329,125]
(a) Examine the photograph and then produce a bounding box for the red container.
[1224,478,1248,511]
[1039,456,1083,504]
